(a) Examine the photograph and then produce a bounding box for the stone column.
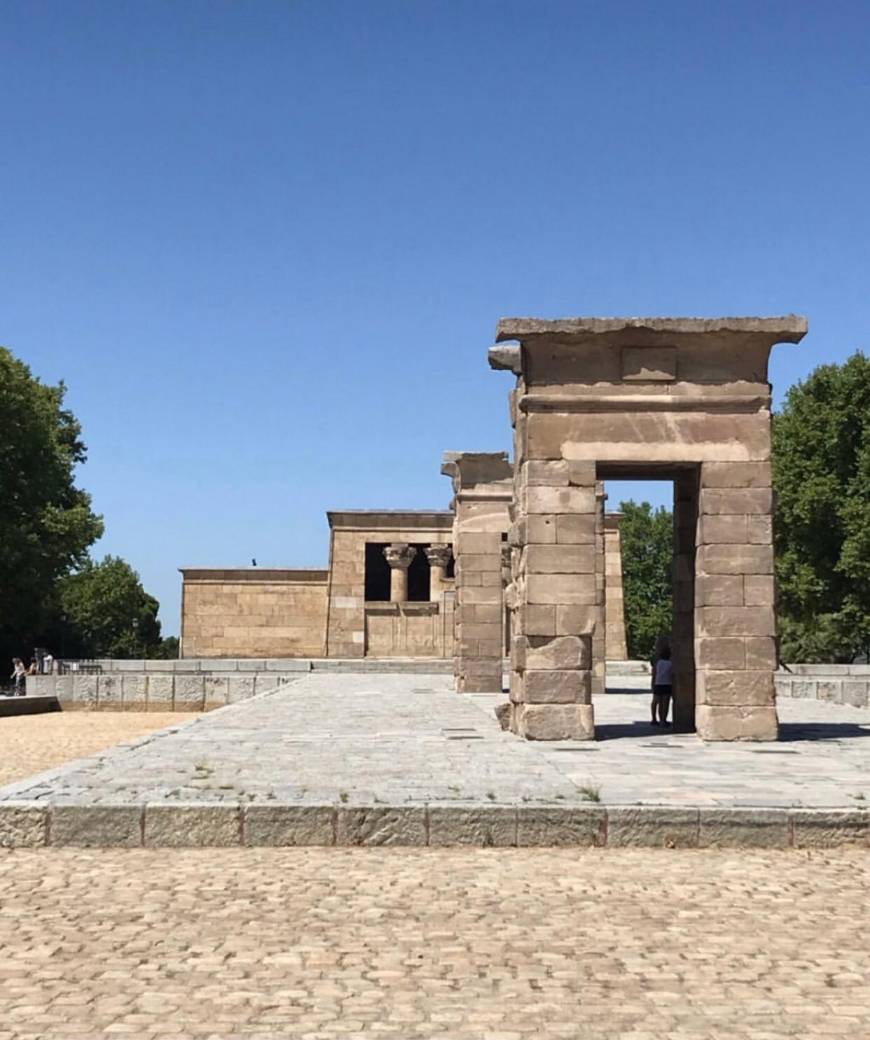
[695,462,778,740]
[604,513,629,661]
[424,543,452,602]
[384,543,416,604]
[508,457,598,740]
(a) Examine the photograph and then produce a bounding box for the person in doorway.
[650,645,673,726]
[11,658,27,696]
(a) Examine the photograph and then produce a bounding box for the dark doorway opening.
[364,543,391,601]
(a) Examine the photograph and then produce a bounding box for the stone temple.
[180,315,807,742]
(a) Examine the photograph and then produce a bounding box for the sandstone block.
[697,544,773,575]
[524,486,596,515]
[523,669,591,704]
[697,670,775,707]
[698,809,790,848]
[244,805,334,846]
[335,806,427,846]
[458,532,502,554]
[122,675,148,709]
[607,808,699,848]
[174,677,206,710]
[700,487,773,515]
[744,575,775,607]
[522,460,569,486]
[791,810,869,848]
[523,635,591,671]
[525,544,595,574]
[98,675,121,708]
[695,705,778,741]
[696,637,746,670]
[512,703,594,740]
[515,604,556,637]
[696,575,744,607]
[494,701,512,730]
[524,515,557,544]
[148,675,174,707]
[701,461,772,488]
[747,515,773,544]
[698,606,775,637]
[556,513,597,544]
[842,681,869,708]
[51,805,142,847]
[516,807,605,847]
[0,803,47,847]
[145,804,241,847]
[555,605,600,637]
[526,575,597,606]
[428,806,517,846]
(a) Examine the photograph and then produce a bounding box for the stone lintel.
[441,451,513,491]
[495,315,808,344]
[327,510,453,531]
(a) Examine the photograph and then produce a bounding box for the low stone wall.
[776,665,870,709]
[26,672,301,712]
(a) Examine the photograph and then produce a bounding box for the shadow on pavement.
[779,721,870,742]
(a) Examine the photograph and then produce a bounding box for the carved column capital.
[424,543,452,569]
[383,543,417,570]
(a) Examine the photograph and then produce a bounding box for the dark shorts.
[653,684,672,697]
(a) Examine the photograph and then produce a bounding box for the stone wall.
[325,511,455,658]
[775,666,870,709]
[26,671,302,711]
[180,569,328,658]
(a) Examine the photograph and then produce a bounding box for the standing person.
[11,658,27,696]
[650,644,673,726]
[43,650,54,675]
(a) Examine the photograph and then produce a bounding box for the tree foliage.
[56,555,164,659]
[772,352,870,662]
[0,347,103,660]
[617,500,673,662]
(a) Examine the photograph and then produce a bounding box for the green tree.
[772,352,870,662]
[0,347,103,661]
[57,555,163,659]
[618,500,673,661]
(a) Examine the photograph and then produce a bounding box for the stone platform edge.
[1,802,867,850]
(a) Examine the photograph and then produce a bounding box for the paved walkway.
[0,846,867,1039]
[1,673,868,810]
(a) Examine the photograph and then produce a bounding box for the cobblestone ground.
[0,713,200,787]
[0,847,867,1039]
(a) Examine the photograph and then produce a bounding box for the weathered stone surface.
[144,804,241,847]
[698,606,776,637]
[791,810,869,848]
[745,637,777,670]
[700,461,772,488]
[494,701,511,730]
[697,545,773,576]
[698,670,775,707]
[695,636,745,671]
[335,807,427,846]
[244,805,334,846]
[523,486,596,515]
[698,515,749,545]
[744,575,775,607]
[526,575,597,606]
[555,513,597,544]
[51,805,142,847]
[696,575,744,607]
[525,544,595,574]
[522,635,591,671]
[607,808,700,848]
[700,488,773,515]
[698,809,790,848]
[0,803,47,847]
[512,703,594,741]
[695,705,778,741]
[523,669,591,704]
[428,807,517,846]
[516,807,605,846]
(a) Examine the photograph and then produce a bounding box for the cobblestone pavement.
[0,711,200,787]
[0,846,867,1039]
[1,673,867,809]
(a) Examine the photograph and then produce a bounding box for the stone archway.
[490,316,807,742]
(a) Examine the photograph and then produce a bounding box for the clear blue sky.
[3,1,869,636]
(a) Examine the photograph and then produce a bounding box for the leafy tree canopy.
[0,347,103,660]
[773,351,870,663]
[617,500,673,662]
[57,555,164,659]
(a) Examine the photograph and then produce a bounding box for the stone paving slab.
[2,846,868,1038]
[0,672,868,847]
